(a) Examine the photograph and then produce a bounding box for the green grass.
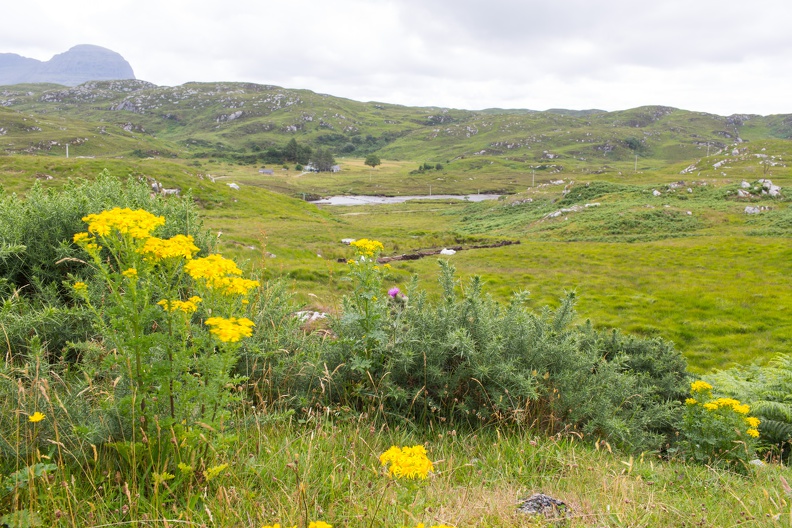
[1,150,790,372]
[3,414,790,527]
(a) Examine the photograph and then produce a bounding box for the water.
[309,194,501,206]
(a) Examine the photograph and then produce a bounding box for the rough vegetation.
[0,80,791,525]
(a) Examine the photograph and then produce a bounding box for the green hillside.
[3,81,791,167]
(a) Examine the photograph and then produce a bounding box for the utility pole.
[66,144,69,158]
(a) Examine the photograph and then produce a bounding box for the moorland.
[0,79,791,526]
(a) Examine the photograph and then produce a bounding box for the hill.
[1,80,791,169]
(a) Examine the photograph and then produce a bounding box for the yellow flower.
[139,234,200,261]
[82,208,165,239]
[205,317,255,342]
[73,232,100,254]
[177,462,194,475]
[379,444,434,480]
[158,296,202,314]
[703,402,718,411]
[153,471,175,485]
[346,259,356,265]
[28,412,46,423]
[73,232,92,244]
[122,268,138,278]
[745,416,761,428]
[685,398,697,406]
[73,281,87,292]
[203,463,228,482]
[746,428,760,438]
[690,380,713,393]
[308,523,332,528]
[350,238,384,257]
[219,277,260,295]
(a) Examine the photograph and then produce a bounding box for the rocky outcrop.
[0,45,135,86]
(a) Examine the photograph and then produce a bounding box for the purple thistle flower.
[388,287,400,298]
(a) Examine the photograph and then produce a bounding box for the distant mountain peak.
[0,45,135,87]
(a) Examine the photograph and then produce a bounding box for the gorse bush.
[320,242,689,452]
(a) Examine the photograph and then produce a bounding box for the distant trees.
[311,148,336,172]
[364,154,381,169]
[284,138,312,164]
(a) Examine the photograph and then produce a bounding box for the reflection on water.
[310,194,501,206]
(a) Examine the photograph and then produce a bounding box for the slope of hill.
[1,80,790,167]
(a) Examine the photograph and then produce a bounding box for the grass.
[1,150,790,372]
[3,411,791,527]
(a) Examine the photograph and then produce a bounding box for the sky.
[3,0,792,116]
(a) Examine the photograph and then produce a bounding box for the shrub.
[320,245,689,452]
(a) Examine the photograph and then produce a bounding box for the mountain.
[0,45,135,86]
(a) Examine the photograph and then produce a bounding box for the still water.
[310,194,501,206]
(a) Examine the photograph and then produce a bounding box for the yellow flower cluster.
[690,380,713,393]
[73,232,100,253]
[122,268,138,279]
[73,281,87,292]
[185,254,259,295]
[158,296,202,314]
[139,234,200,261]
[685,398,697,406]
[379,444,434,480]
[702,397,750,415]
[745,416,761,428]
[82,207,165,239]
[205,316,255,342]
[350,238,384,257]
[203,463,229,482]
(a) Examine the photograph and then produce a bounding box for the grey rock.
[517,493,570,518]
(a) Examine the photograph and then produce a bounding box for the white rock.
[440,248,456,255]
[652,190,662,196]
[228,183,240,190]
[745,206,761,214]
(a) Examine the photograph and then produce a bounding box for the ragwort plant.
[71,206,259,481]
[681,380,761,470]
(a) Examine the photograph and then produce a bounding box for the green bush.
[319,247,689,452]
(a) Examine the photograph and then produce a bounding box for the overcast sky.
[4,0,791,115]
